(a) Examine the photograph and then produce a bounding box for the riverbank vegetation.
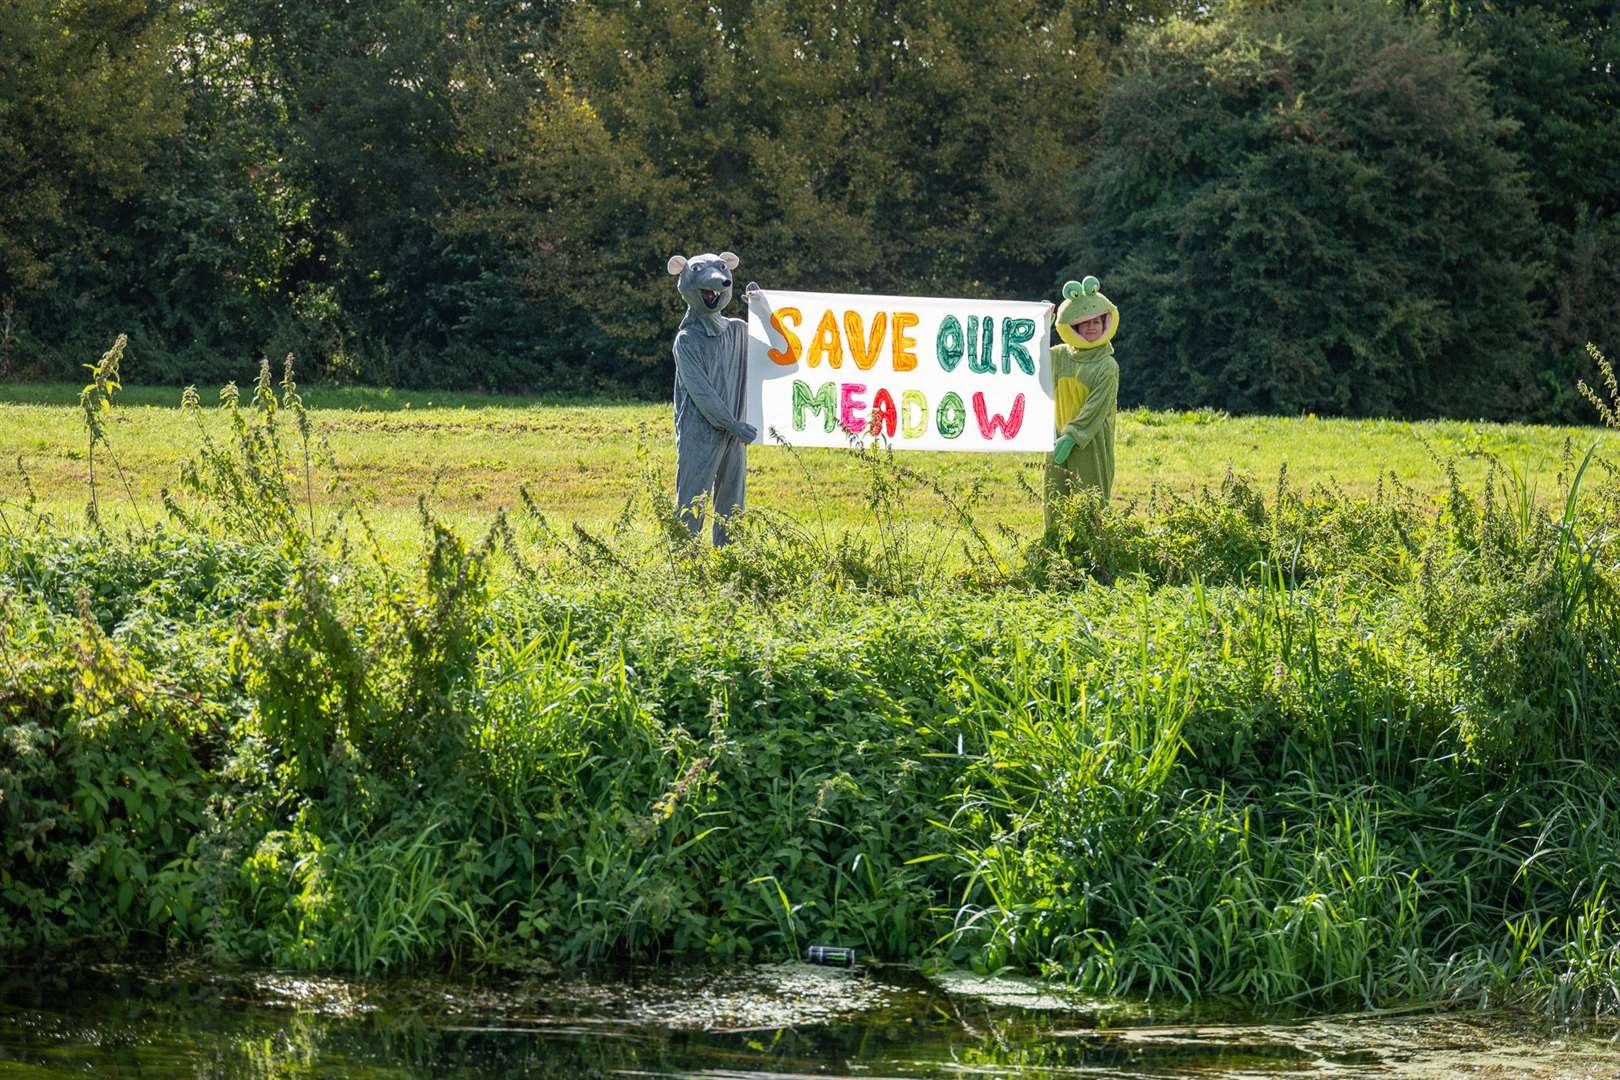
[3,357,1620,1019]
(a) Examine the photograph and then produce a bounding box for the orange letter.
[891,312,919,371]
[845,310,888,371]
[767,307,803,365]
[806,309,843,369]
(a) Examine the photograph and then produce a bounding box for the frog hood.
[1055,276,1119,351]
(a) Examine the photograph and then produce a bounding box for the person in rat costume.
[668,250,759,546]
[1045,275,1120,534]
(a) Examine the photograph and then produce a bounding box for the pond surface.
[2,956,1619,1078]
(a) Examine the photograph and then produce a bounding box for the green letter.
[792,379,838,432]
[937,392,966,439]
[937,316,964,372]
[968,315,995,374]
[1001,318,1035,374]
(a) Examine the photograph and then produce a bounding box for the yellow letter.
[806,309,843,369]
[892,312,919,371]
[767,307,803,366]
[845,310,888,371]
[901,390,928,438]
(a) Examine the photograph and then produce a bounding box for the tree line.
[1,0,1615,420]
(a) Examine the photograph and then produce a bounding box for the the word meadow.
[744,289,1055,453]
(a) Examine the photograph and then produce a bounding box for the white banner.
[745,289,1054,452]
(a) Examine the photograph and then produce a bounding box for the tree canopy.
[0,0,1614,420]
[1057,0,1544,419]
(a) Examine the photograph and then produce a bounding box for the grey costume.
[668,251,758,546]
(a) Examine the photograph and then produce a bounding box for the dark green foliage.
[0,533,275,948]
[221,0,474,382]
[1421,0,1620,226]
[2,0,1617,420]
[0,0,182,301]
[444,0,1104,387]
[1413,0,1620,421]
[1059,0,1545,420]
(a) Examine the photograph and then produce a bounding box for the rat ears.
[1061,276,1102,300]
[668,252,739,273]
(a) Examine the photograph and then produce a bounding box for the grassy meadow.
[4,364,1620,1020]
[0,381,1606,549]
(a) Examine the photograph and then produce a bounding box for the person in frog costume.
[1045,275,1119,534]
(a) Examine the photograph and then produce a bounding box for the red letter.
[973,392,1026,440]
[870,388,898,437]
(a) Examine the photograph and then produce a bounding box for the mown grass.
[1,381,1607,554]
[4,354,1620,1022]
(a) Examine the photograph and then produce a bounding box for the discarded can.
[805,945,857,967]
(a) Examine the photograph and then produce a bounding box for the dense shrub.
[1058,0,1544,420]
[4,377,1620,1016]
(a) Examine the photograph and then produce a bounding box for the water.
[3,955,1619,1078]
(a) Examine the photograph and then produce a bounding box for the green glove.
[1053,433,1075,465]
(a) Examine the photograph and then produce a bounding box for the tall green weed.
[2,350,1619,1022]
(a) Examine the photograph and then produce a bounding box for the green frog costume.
[1045,275,1119,533]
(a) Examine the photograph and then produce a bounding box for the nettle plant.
[1579,343,1619,429]
[169,355,340,553]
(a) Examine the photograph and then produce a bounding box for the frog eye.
[1081,275,1100,295]
[1062,280,1083,300]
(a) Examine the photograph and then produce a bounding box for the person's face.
[1077,313,1109,342]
